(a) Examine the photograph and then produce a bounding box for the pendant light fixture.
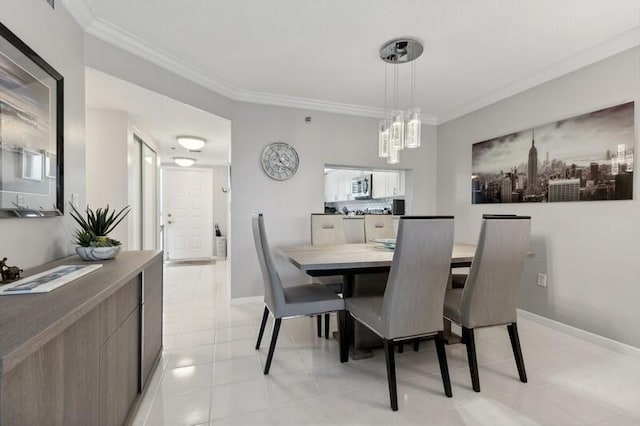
[378,38,423,162]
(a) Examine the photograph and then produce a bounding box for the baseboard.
[230,296,263,306]
[517,308,640,359]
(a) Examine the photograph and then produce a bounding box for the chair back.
[381,216,454,339]
[460,216,531,328]
[311,214,346,245]
[364,214,395,241]
[252,214,286,316]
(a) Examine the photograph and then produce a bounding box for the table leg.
[336,273,376,360]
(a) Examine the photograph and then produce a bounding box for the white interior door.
[163,168,213,260]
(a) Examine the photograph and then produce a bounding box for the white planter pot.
[75,245,121,261]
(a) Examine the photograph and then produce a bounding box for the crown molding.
[61,1,638,127]
[60,0,94,28]
[437,27,640,124]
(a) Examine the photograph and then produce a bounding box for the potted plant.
[70,203,130,261]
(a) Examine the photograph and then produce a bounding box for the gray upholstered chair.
[310,213,346,338]
[252,214,345,374]
[311,213,346,245]
[444,215,530,392]
[450,214,517,288]
[340,216,455,411]
[364,214,395,241]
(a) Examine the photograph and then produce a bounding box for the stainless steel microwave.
[352,174,373,199]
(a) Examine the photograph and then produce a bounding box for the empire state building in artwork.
[527,130,538,196]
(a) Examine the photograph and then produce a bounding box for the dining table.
[277,241,477,356]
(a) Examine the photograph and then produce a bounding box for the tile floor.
[131,262,640,426]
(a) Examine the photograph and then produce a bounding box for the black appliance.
[392,199,405,215]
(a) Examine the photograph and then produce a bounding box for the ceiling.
[86,68,231,166]
[66,0,639,123]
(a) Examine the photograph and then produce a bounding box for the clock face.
[261,142,299,181]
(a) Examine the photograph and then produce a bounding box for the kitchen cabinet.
[325,170,361,202]
[371,171,405,199]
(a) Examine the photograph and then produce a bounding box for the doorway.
[162,167,214,261]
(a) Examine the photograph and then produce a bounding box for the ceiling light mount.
[177,136,206,151]
[379,38,423,64]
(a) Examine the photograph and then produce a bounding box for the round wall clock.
[261,142,299,181]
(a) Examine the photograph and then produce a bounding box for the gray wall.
[0,0,86,268]
[230,102,438,299]
[436,47,640,348]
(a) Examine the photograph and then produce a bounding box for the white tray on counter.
[0,264,103,295]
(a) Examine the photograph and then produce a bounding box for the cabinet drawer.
[99,276,140,346]
[99,307,140,426]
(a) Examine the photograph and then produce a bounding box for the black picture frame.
[0,22,64,218]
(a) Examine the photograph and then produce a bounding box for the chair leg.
[435,332,453,397]
[339,311,350,363]
[462,327,480,392]
[263,318,282,375]
[413,339,420,352]
[325,313,330,339]
[507,323,528,383]
[397,343,404,353]
[255,306,269,350]
[317,315,322,337]
[383,339,398,411]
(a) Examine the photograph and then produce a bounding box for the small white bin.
[215,236,227,260]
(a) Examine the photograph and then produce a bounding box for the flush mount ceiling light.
[174,157,196,167]
[378,38,423,164]
[177,136,206,151]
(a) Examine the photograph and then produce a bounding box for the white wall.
[0,1,86,268]
[229,102,438,299]
[436,47,640,348]
[85,109,130,247]
[212,165,229,237]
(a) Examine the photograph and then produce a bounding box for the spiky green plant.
[75,229,96,247]
[70,203,130,237]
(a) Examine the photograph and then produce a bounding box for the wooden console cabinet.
[0,251,163,426]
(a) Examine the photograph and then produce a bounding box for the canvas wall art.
[471,102,635,204]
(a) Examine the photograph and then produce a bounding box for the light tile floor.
[131,262,640,426]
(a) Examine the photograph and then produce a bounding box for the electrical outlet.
[537,273,547,288]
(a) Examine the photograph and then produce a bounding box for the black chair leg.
[507,323,528,383]
[435,331,453,397]
[263,318,282,374]
[255,306,269,350]
[339,311,350,363]
[397,343,404,353]
[462,327,480,392]
[324,313,330,339]
[317,315,322,337]
[413,339,420,352]
[383,339,398,411]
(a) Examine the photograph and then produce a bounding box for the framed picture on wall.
[0,23,64,216]
[471,102,634,204]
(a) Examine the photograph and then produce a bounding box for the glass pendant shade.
[387,146,399,164]
[405,108,421,148]
[389,110,405,150]
[378,119,391,158]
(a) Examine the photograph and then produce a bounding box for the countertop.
[0,250,161,375]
